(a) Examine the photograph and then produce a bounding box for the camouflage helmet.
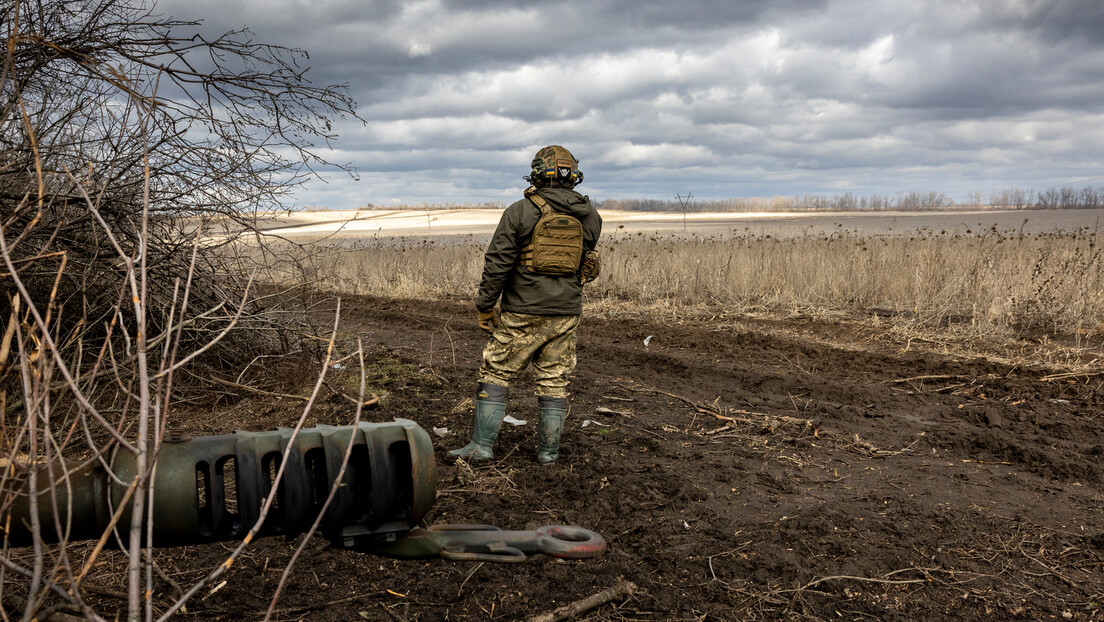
[529,145,583,187]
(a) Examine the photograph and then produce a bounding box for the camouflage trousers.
[479,311,580,397]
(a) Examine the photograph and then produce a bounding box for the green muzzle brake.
[3,421,605,563]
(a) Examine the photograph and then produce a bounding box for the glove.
[578,249,601,284]
[478,308,499,332]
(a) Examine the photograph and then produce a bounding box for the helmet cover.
[530,145,582,186]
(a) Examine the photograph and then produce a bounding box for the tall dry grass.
[597,226,1104,336]
[265,225,1104,339]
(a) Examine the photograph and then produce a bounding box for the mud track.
[150,295,1104,620]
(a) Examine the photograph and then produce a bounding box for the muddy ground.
[77,294,1104,621]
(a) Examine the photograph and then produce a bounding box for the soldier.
[449,145,602,465]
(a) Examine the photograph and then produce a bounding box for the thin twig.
[803,573,926,589]
[1043,370,1104,382]
[525,580,637,622]
[208,375,309,402]
[883,374,958,384]
[157,301,344,622]
[263,335,368,621]
[457,562,484,597]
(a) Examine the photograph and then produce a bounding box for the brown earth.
[84,295,1104,621]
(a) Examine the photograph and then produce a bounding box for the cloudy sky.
[155,0,1104,208]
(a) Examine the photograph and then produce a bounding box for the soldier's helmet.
[528,145,583,188]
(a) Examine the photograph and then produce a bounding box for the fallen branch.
[209,374,309,401]
[1042,370,1104,382]
[873,432,926,457]
[851,433,879,455]
[616,381,812,431]
[803,573,926,589]
[322,380,383,407]
[525,580,637,622]
[601,395,636,402]
[883,374,958,384]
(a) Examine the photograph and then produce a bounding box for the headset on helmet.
[526,145,583,187]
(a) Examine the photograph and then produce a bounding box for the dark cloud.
[576,0,828,30]
[982,0,1104,45]
[152,0,1104,206]
[440,0,828,29]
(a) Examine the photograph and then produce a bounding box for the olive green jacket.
[476,187,602,315]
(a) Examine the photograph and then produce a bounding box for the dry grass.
[255,225,1104,342]
[284,239,486,300]
[596,226,1104,337]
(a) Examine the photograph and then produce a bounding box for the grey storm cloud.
[154,0,1104,207]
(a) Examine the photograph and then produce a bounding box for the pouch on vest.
[519,187,585,276]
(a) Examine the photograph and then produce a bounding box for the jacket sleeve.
[476,205,522,310]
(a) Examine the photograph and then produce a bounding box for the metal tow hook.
[364,524,607,563]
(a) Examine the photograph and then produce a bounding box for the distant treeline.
[353,185,1104,212]
[598,185,1104,213]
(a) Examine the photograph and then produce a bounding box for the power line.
[675,192,693,232]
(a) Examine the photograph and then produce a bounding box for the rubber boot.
[448,383,507,460]
[536,396,568,465]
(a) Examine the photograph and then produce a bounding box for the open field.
[255,208,1104,349]
[255,207,1104,240]
[50,294,1104,620]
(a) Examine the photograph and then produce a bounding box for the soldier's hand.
[478,308,499,332]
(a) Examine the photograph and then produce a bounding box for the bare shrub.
[1,0,359,364]
[1,0,362,619]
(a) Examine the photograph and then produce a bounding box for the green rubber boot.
[536,396,568,465]
[448,383,507,461]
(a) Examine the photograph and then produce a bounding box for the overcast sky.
[154,0,1104,208]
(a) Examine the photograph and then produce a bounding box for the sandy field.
[253,207,1104,240]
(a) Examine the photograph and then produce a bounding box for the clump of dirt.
[70,295,1104,620]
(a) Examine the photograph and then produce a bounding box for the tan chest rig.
[519,187,585,276]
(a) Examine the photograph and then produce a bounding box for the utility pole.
[675,192,693,233]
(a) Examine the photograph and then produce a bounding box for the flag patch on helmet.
[531,145,582,185]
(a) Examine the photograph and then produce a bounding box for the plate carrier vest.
[519,187,585,276]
